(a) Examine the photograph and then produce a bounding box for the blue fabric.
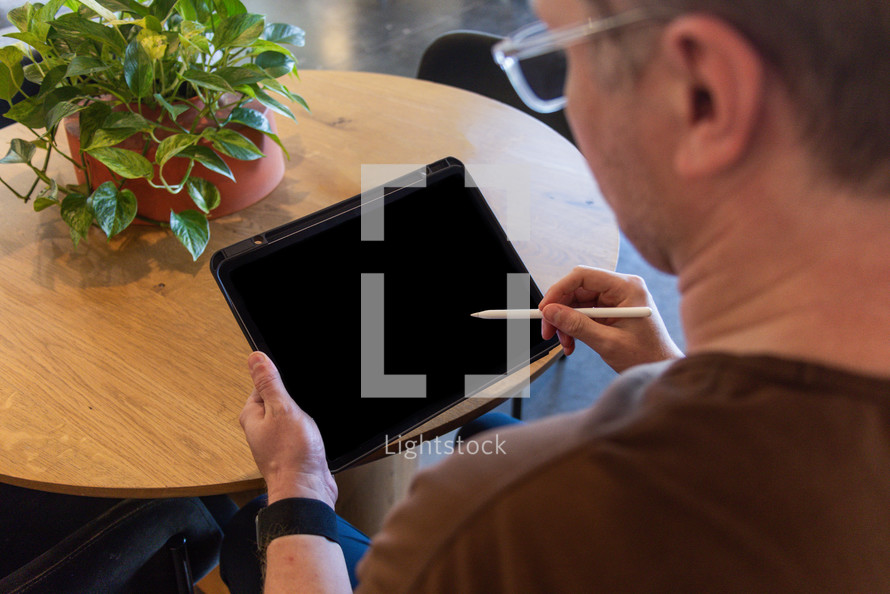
[456,411,522,442]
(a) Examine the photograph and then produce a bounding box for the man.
[228,0,890,590]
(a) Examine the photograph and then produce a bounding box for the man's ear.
[660,15,765,177]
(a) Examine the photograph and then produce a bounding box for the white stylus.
[470,307,652,320]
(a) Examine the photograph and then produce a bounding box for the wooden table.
[0,70,618,498]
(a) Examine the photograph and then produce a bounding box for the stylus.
[471,307,653,320]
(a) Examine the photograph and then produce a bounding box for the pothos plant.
[0,0,306,259]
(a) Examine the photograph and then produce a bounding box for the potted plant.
[0,0,306,259]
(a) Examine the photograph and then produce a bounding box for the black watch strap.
[255,497,339,552]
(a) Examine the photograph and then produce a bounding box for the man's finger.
[542,303,614,351]
[542,266,642,310]
[248,351,289,404]
[239,393,264,428]
[244,388,263,407]
[556,329,575,355]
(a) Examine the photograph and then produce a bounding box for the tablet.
[211,157,558,472]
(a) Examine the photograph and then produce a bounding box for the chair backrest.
[0,496,230,593]
[416,30,574,145]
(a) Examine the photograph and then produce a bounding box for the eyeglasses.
[492,8,676,113]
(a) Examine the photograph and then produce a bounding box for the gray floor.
[248,0,542,76]
[246,0,685,420]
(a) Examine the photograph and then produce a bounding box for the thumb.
[541,303,613,348]
[248,351,289,403]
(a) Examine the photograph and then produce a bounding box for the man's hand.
[240,352,338,507]
[540,266,683,373]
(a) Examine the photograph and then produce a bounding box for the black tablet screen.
[219,163,556,470]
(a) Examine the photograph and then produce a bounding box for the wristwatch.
[255,497,339,553]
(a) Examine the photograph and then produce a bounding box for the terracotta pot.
[63,99,285,222]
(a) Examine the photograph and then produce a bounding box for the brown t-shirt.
[356,354,890,592]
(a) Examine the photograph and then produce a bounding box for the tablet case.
[211,157,558,471]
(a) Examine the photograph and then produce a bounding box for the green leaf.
[37,65,67,99]
[213,13,264,50]
[77,101,112,149]
[0,46,25,103]
[179,30,213,54]
[77,0,117,21]
[255,51,294,78]
[38,0,67,21]
[216,0,246,18]
[148,0,175,21]
[51,14,127,54]
[2,32,53,56]
[91,182,137,238]
[43,85,80,107]
[206,128,263,161]
[175,0,198,21]
[153,93,190,121]
[227,107,271,133]
[124,39,153,98]
[0,138,36,164]
[260,77,301,102]
[250,86,296,122]
[88,147,154,179]
[248,39,296,59]
[179,19,206,37]
[178,145,234,179]
[185,176,220,213]
[65,56,110,78]
[85,127,139,150]
[23,61,47,85]
[291,93,310,113]
[216,66,267,87]
[170,209,209,260]
[227,107,288,157]
[182,69,233,93]
[5,97,46,128]
[60,192,93,247]
[33,196,59,211]
[180,30,211,53]
[137,29,168,60]
[104,111,154,130]
[35,179,59,205]
[262,23,305,46]
[94,0,138,15]
[7,4,32,32]
[45,100,86,130]
[155,133,197,165]
[188,0,213,23]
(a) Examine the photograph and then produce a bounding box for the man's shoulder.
[356,361,673,591]
[407,359,676,517]
[357,355,890,592]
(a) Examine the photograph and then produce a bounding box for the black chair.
[416,30,574,144]
[0,487,236,593]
